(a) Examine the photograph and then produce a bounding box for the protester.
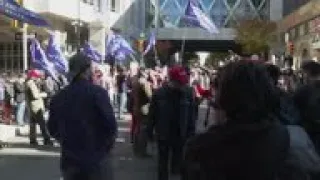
[47,53,117,180]
[25,70,52,146]
[183,61,288,180]
[14,73,26,127]
[116,66,128,118]
[293,60,320,154]
[266,64,300,125]
[3,75,15,125]
[148,65,196,180]
[131,68,153,157]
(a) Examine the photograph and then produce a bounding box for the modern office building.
[278,0,320,68]
[143,0,283,54]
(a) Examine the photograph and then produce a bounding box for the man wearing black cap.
[294,60,320,154]
[47,53,117,180]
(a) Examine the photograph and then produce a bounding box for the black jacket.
[148,85,196,141]
[183,120,289,180]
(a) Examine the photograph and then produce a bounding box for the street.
[0,106,209,180]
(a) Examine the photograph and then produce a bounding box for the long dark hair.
[216,60,280,124]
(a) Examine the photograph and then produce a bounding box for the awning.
[0,0,49,26]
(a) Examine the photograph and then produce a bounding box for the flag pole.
[180,38,186,64]
[180,27,187,65]
[154,0,160,66]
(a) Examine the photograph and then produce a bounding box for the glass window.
[290,28,296,40]
[111,0,116,12]
[251,0,262,8]
[299,24,305,36]
[226,0,237,8]
[210,0,228,27]
[304,22,309,34]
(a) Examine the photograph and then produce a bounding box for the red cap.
[28,70,42,79]
[169,66,189,85]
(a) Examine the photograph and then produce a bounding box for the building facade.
[0,0,142,73]
[278,0,320,68]
[0,0,286,72]
[283,0,311,16]
[154,0,282,41]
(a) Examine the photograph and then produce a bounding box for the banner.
[0,0,48,26]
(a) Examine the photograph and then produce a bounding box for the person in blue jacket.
[47,53,117,180]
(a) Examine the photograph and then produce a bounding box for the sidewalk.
[0,124,18,144]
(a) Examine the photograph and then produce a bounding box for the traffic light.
[11,0,23,29]
[288,42,294,55]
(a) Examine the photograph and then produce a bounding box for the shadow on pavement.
[0,154,61,180]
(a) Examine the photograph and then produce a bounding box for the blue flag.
[106,33,135,62]
[30,38,58,80]
[46,34,69,74]
[0,0,49,26]
[81,42,102,63]
[182,0,219,34]
[143,31,156,55]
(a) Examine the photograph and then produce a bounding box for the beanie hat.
[169,65,189,85]
[68,53,92,80]
[28,70,42,79]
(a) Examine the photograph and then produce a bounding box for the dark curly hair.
[216,60,280,124]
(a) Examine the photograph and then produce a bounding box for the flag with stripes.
[30,38,58,81]
[46,34,69,74]
[81,42,102,63]
[182,0,219,34]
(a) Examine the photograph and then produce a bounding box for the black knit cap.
[68,53,92,81]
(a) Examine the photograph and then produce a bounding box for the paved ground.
[0,105,210,180]
[0,114,158,180]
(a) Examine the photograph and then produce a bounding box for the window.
[290,28,296,40]
[96,0,101,12]
[82,0,94,5]
[110,0,119,12]
[299,24,305,36]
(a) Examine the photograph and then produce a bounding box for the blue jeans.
[16,101,26,126]
[117,92,127,115]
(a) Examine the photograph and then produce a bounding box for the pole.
[22,23,28,72]
[154,0,160,65]
[179,27,187,64]
[77,0,81,50]
[180,39,186,64]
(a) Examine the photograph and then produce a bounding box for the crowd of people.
[1,52,320,180]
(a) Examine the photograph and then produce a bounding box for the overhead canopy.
[0,0,49,26]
